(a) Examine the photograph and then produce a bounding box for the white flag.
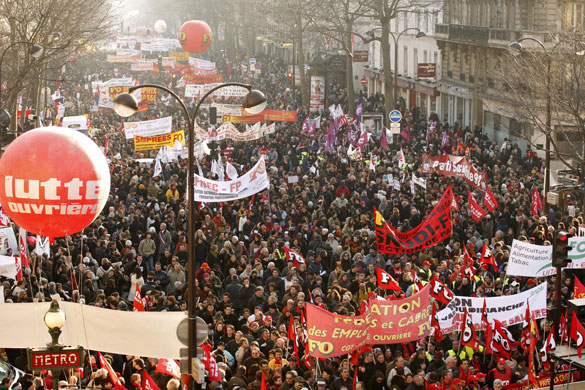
[153,157,162,177]
[34,236,50,257]
[398,148,406,168]
[369,154,376,172]
[226,162,238,180]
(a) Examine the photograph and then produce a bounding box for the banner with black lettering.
[436,282,547,333]
[374,186,453,255]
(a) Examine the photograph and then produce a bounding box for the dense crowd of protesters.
[0,40,584,390]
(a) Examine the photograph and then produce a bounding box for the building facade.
[366,4,443,119]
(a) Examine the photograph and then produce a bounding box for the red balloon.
[178,20,212,53]
[0,127,110,237]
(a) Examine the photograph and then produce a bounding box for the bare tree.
[498,34,585,178]
[305,0,371,115]
[0,0,116,131]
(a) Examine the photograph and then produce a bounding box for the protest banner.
[96,78,134,108]
[124,116,172,139]
[169,51,190,62]
[108,86,130,100]
[106,54,140,63]
[222,114,265,124]
[0,255,17,280]
[161,57,176,69]
[130,61,155,71]
[134,130,185,151]
[437,282,547,333]
[310,76,325,112]
[306,285,431,358]
[374,186,453,255]
[188,57,216,70]
[193,122,263,142]
[506,239,554,277]
[141,87,158,103]
[421,154,487,191]
[184,74,222,84]
[185,83,248,98]
[502,372,570,390]
[565,236,585,269]
[212,103,243,117]
[192,157,269,202]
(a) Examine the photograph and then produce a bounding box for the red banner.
[184,73,223,84]
[483,187,499,211]
[421,154,487,191]
[374,186,453,255]
[468,189,486,222]
[306,285,431,358]
[503,372,570,390]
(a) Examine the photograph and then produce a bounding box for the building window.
[424,50,428,63]
[434,51,438,64]
[566,2,584,30]
[414,48,418,76]
[404,46,408,74]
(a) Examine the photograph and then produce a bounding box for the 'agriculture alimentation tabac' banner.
[134,130,185,151]
[305,285,431,358]
[421,154,487,191]
[374,186,453,255]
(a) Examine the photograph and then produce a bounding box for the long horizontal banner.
[134,130,185,151]
[168,51,189,62]
[124,116,172,139]
[222,110,297,123]
[437,282,547,333]
[306,285,431,358]
[506,239,554,277]
[130,61,155,71]
[375,186,453,254]
[185,83,248,98]
[503,372,570,390]
[184,74,222,84]
[193,157,269,202]
[421,154,487,191]
[106,54,140,63]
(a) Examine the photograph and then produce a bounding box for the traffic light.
[288,72,293,79]
[553,231,572,267]
[171,74,177,88]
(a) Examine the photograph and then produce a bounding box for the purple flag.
[356,103,363,119]
[381,128,388,148]
[357,130,368,152]
[400,125,410,144]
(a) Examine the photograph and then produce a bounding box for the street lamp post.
[113,83,266,387]
[509,38,551,216]
[366,28,425,111]
[0,42,44,129]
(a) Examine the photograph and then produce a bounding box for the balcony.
[434,24,553,47]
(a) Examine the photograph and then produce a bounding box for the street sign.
[249,58,256,65]
[389,122,401,134]
[176,316,209,346]
[28,347,84,370]
[191,358,205,384]
[389,110,402,123]
[360,77,367,86]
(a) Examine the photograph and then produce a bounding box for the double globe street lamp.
[113,82,266,383]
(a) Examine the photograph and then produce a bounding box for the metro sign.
[28,348,84,370]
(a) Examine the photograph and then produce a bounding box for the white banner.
[106,54,140,63]
[188,57,216,69]
[310,76,325,112]
[437,282,547,333]
[130,61,155,71]
[0,255,16,280]
[412,173,427,189]
[185,83,248,98]
[116,49,141,56]
[96,78,135,108]
[212,103,242,117]
[506,239,554,277]
[161,57,176,68]
[193,157,269,202]
[0,226,18,255]
[194,122,262,142]
[124,116,173,139]
[565,236,585,269]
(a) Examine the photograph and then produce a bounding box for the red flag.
[288,314,295,341]
[481,299,489,331]
[260,371,267,390]
[532,186,543,216]
[202,342,222,382]
[376,267,401,291]
[483,187,499,212]
[339,115,348,126]
[570,312,585,357]
[14,256,22,282]
[491,319,515,359]
[483,300,494,353]
[98,352,124,389]
[575,278,585,299]
[431,303,443,343]
[521,301,532,349]
[560,310,569,343]
[528,313,540,384]
[468,189,486,222]
[133,289,145,312]
[545,326,557,352]
[460,308,479,349]
[104,136,110,155]
[18,228,29,268]
[284,246,305,268]
[142,371,160,390]
[462,245,476,279]
[480,244,497,270]
[352,367,358,390]
[155,359,181,379]
[430,275,454,305]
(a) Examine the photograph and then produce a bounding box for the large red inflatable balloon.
[178,20,212,53]
[0,127,110,237]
